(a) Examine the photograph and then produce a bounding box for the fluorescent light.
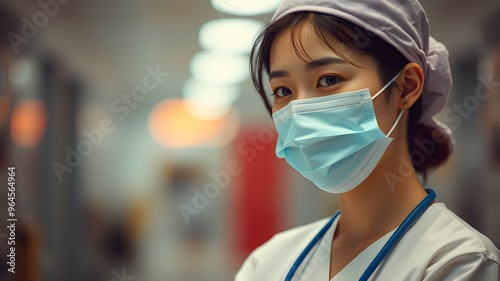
[190,51,249,85]
[9,58,35,86]
[183,78,240,120]
[183,78,240,104]
[199,19,264,55]
[211,0,282,16]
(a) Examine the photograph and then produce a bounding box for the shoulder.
[373,202,500,280]
[415,203,500,279]
[261,217,330,251]
[427,203,500,261]
[235,217,330,280]
[244,217,330,262]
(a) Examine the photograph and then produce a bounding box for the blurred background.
[0,0,499,280]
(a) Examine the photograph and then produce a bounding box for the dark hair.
[250,12,452,178]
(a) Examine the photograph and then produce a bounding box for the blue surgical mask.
[272,73,404,193]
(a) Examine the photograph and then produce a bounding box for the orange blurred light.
[10,99,47,147]
[148,99,239,148]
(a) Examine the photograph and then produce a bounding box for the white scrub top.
[235,203,500,280]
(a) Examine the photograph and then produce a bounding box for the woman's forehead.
[269,22,374,71]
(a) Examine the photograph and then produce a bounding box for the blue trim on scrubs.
[285,189,436,281]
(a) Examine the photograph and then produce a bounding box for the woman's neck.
[335,159,428,244]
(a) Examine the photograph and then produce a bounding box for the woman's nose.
[294,89,316,101]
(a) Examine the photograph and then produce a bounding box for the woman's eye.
[272,87,292,98]
[318,75,341,87]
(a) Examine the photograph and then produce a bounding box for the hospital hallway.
[0,0,499,280]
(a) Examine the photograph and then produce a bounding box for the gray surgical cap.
[272,0,453,139]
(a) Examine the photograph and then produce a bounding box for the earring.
[403,96,410,110]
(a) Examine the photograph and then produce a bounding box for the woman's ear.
[397,62,424,109]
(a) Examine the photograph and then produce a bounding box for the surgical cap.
[272,0,453,139]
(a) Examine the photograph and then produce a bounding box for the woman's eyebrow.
[269,57,348,80]
[305,57,348,70]
[269,70,289,79]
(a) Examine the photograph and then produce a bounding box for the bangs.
[287,13,360,67]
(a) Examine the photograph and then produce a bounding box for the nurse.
[236,0,500,280]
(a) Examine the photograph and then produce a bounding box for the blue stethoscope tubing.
[284,189,436,281]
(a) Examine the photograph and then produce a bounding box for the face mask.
[272,73,404,193]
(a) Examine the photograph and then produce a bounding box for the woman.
[236,0,500,280]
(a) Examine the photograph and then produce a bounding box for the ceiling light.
[211,0,282,16]
[190,51,249,85]
[199,19,264,55]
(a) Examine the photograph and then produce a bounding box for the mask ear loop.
[370,70,405,137]
[385,95,411,137]
[387,94,411,137]
[386,109,405,137]
[371,70,403,100]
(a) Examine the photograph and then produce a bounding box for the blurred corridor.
[0,1,499,280]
